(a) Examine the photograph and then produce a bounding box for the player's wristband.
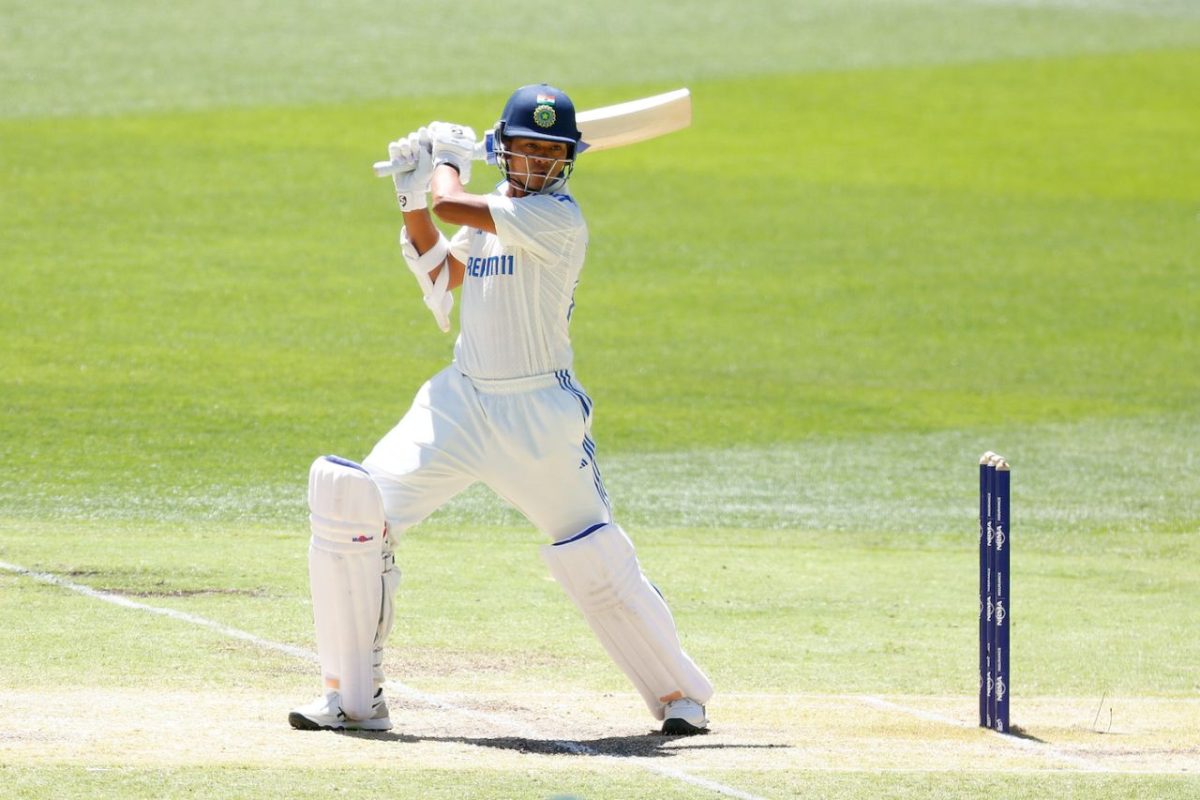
[396,189,428,211]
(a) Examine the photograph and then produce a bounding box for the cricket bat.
[373,88,691,177]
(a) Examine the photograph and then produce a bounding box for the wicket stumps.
[978,452,1011,732]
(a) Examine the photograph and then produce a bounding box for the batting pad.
[541,524,713,719]
[308,455,387,721]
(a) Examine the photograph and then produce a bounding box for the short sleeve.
[448,225,473,264]
[486,192,584,263]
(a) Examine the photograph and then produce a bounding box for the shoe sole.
[288,711,393,732]
[288,711,327,731]
[661,717,708,736]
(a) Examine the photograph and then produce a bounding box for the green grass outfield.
[2,2,1199,798]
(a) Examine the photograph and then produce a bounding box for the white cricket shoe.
[288,688,393,732]
[661,697,708,736]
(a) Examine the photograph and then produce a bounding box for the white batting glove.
[388,129,434,211]
[429,121,476,185]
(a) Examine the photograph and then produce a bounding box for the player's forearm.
[430,165,495,232]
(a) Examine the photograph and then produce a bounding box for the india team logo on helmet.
[534,104,557,128]
[534,92,558,128]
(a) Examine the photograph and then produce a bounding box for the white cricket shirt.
[448,187,588,380]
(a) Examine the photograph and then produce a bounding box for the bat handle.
[372,132,495,177]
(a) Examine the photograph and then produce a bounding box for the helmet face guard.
[494,139,575,195]
[494,84,582,194]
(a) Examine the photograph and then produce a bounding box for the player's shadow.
[343,730,790,758]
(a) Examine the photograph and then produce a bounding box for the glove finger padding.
[392,146,433,211]
[387,127,431,164]
[387,137,412,163]
[429,121,476,185]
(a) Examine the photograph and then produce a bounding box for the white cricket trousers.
[363,366,612,540]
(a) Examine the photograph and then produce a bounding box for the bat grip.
[373,134,494,177]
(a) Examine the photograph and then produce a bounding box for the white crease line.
[0,560,768,800]
[0,560,318,663]
[857,695,1110,772]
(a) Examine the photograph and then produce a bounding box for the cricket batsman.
[289,84,713,736]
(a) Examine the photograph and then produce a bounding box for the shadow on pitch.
[1003,725,1048,744]
[340,730,791,758]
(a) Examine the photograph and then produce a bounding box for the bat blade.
[373,88,691,177]
[576,88,691,153]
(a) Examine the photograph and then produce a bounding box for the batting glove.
[429,121,476,185]
[388,129,434,211]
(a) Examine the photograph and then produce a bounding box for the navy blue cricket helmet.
[495,83,583,154]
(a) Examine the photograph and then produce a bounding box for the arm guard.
[399,226,454,333]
